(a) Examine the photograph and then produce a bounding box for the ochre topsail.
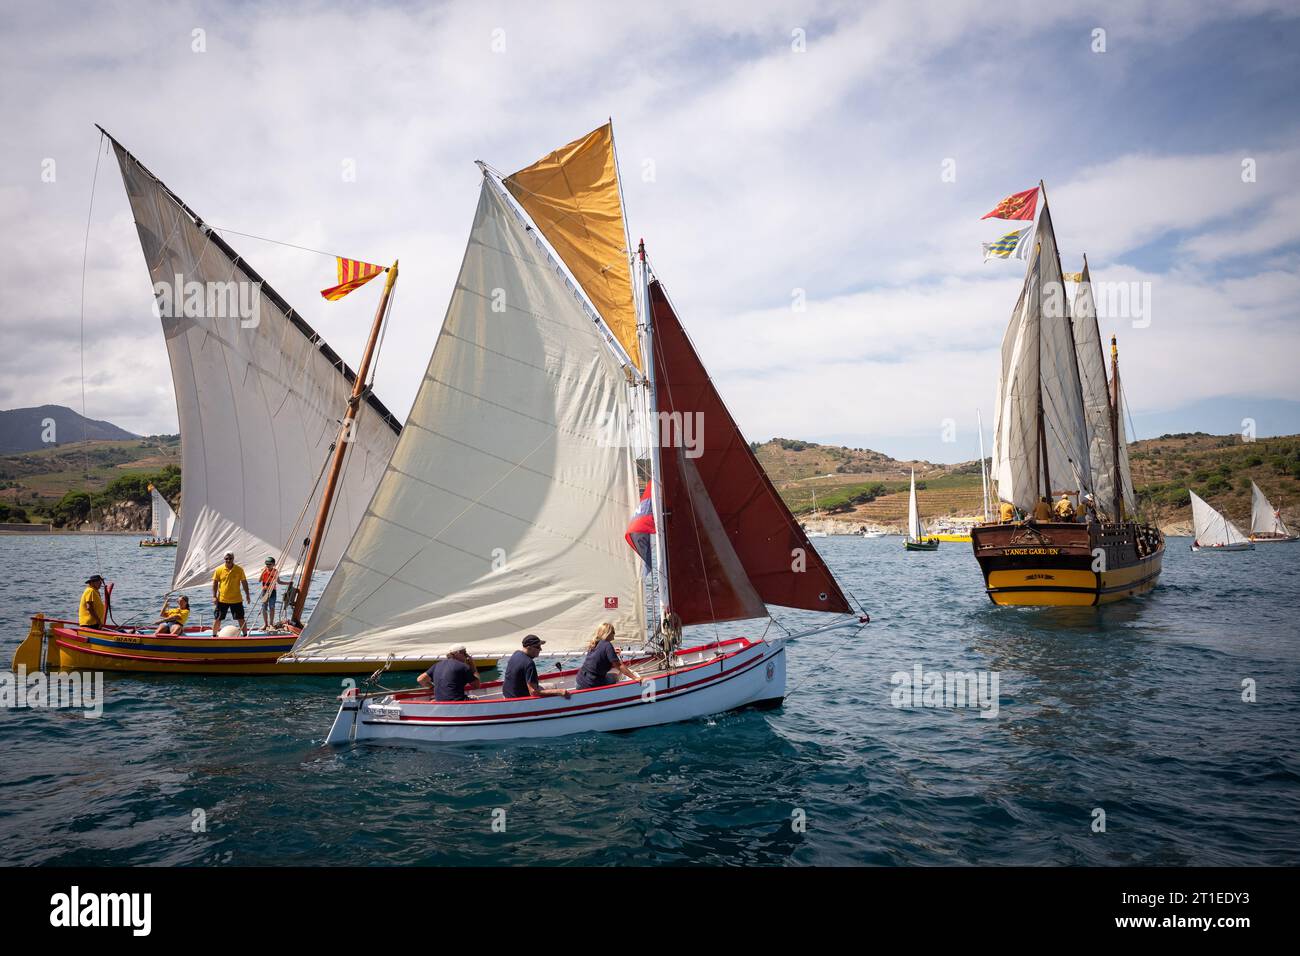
[504,123,640,370]
[649,281,852,625]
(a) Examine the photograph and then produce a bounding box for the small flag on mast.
[982,226,1032,262]
[981,187,1039,221]
[624,481,656,567]
[321,258,385,301]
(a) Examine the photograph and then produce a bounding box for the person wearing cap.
[211,552,251,637]
[257,556,279,629]
[502,635,572,700]
[1081,493,1099,525]
[78,575,106,628]
[417,644,481,701]
[1054,493,1076,522]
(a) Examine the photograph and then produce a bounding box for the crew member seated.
[998,500,1016,523]
[575,623,640,689]
[1031,497,1053,522]
[502,634,571,699]
[152,596,190,635]
[1053,493,1076,522]
[418,644,481,701]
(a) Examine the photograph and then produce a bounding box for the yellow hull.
[985,551,1163,607]
[933,533,972,542]
[13,617,497,676]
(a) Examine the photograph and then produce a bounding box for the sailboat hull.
[19,618,494,675]
[971,521,1164,606]
[1248,533,1298,543]
[904,538,941,551]
[1191,542,1254,552]
[326,637,786,745]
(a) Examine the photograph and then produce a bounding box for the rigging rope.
[79,131,108,573]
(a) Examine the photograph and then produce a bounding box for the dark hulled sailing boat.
[970,186,1164,606]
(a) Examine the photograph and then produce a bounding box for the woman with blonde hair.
[576,622,640,689]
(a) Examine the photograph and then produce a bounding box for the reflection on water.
[1,534,1297,865]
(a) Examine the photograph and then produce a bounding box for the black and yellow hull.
[971,521,1164,607]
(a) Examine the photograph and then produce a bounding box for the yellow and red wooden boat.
[12,616,496,676]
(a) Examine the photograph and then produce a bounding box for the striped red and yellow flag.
[321,258,385,301]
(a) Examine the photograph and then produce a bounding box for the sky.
[1,0,1298,463]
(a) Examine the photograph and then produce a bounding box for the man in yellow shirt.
[152,595,191,636]
[998,500,1016,523]
[1054,493,1077,522]
[212,552,251,636]
[78,574,106,628]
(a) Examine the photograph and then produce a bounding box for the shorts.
[264,590,277,610]
[216,601,245,622]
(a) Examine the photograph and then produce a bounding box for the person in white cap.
[417,644,481,701]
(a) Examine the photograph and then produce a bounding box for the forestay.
[110,142,401,590]
[290,182,645,661]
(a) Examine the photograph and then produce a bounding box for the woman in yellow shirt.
[152,596,191,636]
[78,575,106,627]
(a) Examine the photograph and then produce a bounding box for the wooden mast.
[1109,333,1124,522]
[291,260,399,626]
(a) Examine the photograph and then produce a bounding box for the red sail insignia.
[649,280,852,625]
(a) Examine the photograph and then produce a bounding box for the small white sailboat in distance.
[1249,481,1298,543]
[139,483,177,547]
[1189,490,1254,552]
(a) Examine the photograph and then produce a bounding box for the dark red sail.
[649,280,852,625]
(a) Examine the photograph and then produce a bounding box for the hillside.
[0,435,181,528]
[756,432,1300,533]
[0,404,138,454]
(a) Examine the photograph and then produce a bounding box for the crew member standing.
[212,552,251,637]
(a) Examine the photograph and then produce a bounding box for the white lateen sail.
[1189,491,1251,548]
[109,139,401,591]
[290,181,645,662]
[149,485,177,540]
[1250,481,1292,537]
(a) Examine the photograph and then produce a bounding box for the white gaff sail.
[109,140,401,590]
[907,469,926,542]
[1189,490,1250,547]
[149,486,177,540]
[1250,481,1291,537]
[991,206,1092,513]
[290,181,644,662]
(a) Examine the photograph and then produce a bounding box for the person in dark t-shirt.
[417,644,481,701]
[575,623,640,690]
[501,635,571,699]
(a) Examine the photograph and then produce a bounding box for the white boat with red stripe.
[328,636,788,745]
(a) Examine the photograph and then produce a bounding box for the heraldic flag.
[981,187,1039,221]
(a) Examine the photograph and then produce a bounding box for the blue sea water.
[0,533,1296,866]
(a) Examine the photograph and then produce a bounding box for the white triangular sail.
[907,469,926,542]
[991,205,1093,512]
[150,486,177,540]
[109,140,401,590]
[1250,481,1291,537]
[290,182,645,661]
[1189,490,1250,547]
